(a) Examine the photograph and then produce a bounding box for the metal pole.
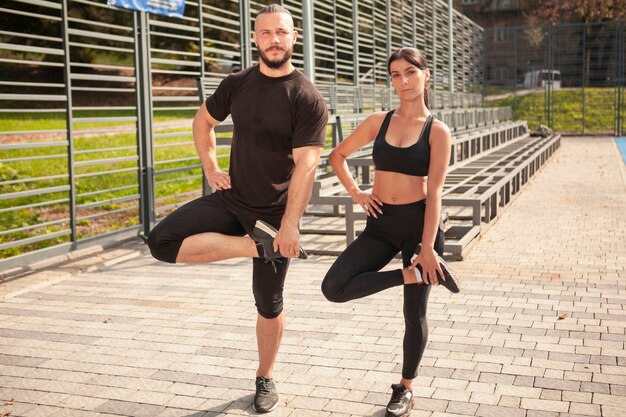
[352,0,359,86]
[615,22,624,135]
[386,0,392,88]
[134,11,155,238]
[448,0,454,94]
[302,0,315,81]
[482,28,487,113]
[617,22,626,135]
[432,0,437,108]
[513,28,517,114]
[198,1,205,77]
[411,0,417,48]
[61,0,76,246]
[582,24,586,134]
[240,0,252,69]
[333,1,338,84]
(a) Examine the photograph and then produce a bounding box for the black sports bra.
[372,110,433,177]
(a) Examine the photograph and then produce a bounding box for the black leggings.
[147,191,289,319]
[321,200,444,379]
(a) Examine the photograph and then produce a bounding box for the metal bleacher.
[196,78,561,259]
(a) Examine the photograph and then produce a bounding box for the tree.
[524,0,626,24]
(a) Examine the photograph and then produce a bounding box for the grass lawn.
[0,109,196,132]
[486,87,616,133]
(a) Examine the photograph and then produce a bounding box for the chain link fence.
[484,22,625,136]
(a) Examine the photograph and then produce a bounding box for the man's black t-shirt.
[205,65,328,211]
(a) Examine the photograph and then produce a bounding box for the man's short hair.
[256,4,292,19]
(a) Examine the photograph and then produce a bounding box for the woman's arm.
[414,120,452,285]
[329,113,385,217]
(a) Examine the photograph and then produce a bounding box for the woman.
[321,47,459,417]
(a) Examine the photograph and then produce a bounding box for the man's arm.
[273,145,322,258]
[192,103,231,189]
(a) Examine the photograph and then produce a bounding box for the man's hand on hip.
[206,170,231,190]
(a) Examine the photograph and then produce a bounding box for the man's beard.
[258,46,293,69]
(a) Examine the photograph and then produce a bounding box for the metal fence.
[0,0,484,269]
[484,21,625,135]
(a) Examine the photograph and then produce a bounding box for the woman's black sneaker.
[435,254,460,293]
[253,376,278,413]
[385,383,414,417]
[411,252,460,293]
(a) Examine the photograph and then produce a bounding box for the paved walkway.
[1,137,625,417]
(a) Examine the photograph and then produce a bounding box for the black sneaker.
[249,220,308,260]
[385,383,414,417]
[253,376,278,413]
[434,253,460,293]
[411,252,460,293]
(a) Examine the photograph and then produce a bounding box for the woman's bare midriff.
[372,170,427,204]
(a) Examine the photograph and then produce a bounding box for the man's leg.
[176,231,257,263]
[148,193,258,264]
[250,254,289,413]
[251,255,290,376]
[256,312,284,378]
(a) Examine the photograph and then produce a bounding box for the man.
[147,4,328,413]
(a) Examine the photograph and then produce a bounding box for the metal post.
[302,0,315,81]
[513,27,517,117]
[615,22,624,135]
[448,0,454,94]
[386,0,392,88]
[617,22,626,135]
[198,1,206,77]
[134,11,155,238]
[482,28,487,113]
[432,0,438,108]
[582,24,586,134]
[544,25,549,127]
[61,0,76,246]
[352,0,359,86]
[411,0,417,48]
[198,0,210,196]
[240,0,252,69]
[333,1,338,84]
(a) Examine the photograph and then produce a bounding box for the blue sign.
[108,0,185,18]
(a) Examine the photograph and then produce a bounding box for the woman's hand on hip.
[352,191,383,218]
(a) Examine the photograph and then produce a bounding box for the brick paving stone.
[540,389,562,401]
[520,398,569,413]
[495,384,541,398]
[93,399,164,417]
[525,412,564,417]
[534,377,581,391]
[469,392,501,406]
[475,404,526,417]
[445,401,479,415]
[602,405,626,417]
[322,399,374,415]
[498,396,521,408]
[21,405,62,417]
[569,402,602,416]
[478,372,515,385]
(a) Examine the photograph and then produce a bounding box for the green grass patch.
[486,87,616,133]
[0,109,196,132]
